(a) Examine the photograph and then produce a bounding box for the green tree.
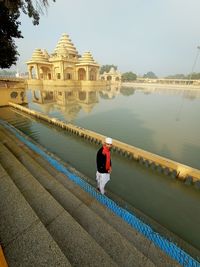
[0,70,16,76]
[100,65,117,74]
[143,71,157,79]
[120,87,135,96]
[0,0,55,69]
[121,72,137,81]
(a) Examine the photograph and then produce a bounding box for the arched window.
[78,68,86,80]
[89,68,97,81]
[64,67,73,80]
[30,66,36,79]
[10,92,18,98]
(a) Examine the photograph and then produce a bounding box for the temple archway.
[40,66,52,80]
[29,66,37,79]
[54,67,61,80]
[89,68,97,81]
[78,68,86,80]
[64,67,74,80]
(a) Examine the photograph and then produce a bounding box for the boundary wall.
[8,102,200,186]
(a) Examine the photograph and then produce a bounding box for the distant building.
[100,67,121,82]
[26,33,100,81]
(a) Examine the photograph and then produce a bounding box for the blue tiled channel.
[0,119,199,267]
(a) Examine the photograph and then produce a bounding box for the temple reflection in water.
[30,84,120,122]
[28,84,200,123]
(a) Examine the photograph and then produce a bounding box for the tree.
[121,72,137,82]
[120,87,135,96]
[100,65,117,74]
[143,71,157,79]
[0,0,55,69]
[188,72,200,80]
[0,70,16,76]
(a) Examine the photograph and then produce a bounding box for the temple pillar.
[28,67,32,79]
[96,69,99,80]
[60,61,64,80]
[86,66,89,81]
[35,65,39,79]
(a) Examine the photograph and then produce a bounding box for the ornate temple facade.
[27,33,100,82]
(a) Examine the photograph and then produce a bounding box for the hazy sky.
[14,0,200,77]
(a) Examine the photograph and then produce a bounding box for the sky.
[12,0,200,77]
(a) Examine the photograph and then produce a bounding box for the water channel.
[0,85,200,254]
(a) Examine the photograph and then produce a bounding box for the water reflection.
[123,85,200,100]
[29,85,200,117]
[28,84,123,121]
[26,84,200,171]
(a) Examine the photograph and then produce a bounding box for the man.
[96,137,112,194]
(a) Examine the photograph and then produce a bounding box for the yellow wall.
[0,86,27,106]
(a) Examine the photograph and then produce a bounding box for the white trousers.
[96,171,110,194]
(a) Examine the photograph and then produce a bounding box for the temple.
[100,67,121,82]
[27,33,100,82]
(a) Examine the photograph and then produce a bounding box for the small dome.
[31,48,48,62]
[78,51,98,65]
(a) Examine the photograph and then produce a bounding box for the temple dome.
[55,44,69,57]
[77,51,98,65]
[31,48,48,62]
[54,33,78,57]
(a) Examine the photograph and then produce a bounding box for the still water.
[29,85,200,169]
[1,85,200,252]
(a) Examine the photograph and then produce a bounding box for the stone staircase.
[0,125,180,267]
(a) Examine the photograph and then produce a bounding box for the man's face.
[105,143,112,150]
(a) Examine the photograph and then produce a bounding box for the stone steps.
[0,125,179,266]
[0,162,71,267]
[0,142,117,267]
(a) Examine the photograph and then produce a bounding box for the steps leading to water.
[0,124,183,266]
[0,141,117,267]
[0,162,71,267]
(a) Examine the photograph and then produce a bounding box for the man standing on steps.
[96,137,112,194]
